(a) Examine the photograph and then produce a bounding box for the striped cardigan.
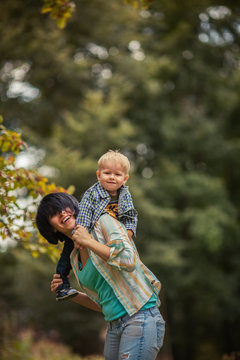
[70,213,161,316]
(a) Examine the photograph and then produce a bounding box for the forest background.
[1,0,240,359]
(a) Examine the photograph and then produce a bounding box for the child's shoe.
[56,287,78,301]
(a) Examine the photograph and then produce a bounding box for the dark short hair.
[36,192,79,244]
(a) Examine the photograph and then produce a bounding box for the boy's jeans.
[56,238,74,290]
[104,306,165,360]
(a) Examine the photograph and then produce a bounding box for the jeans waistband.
[108,305,159,326]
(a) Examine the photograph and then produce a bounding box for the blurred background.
[1,0,240,359]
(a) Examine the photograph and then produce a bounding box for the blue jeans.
[104,306,165,360]
[56,238,74,290]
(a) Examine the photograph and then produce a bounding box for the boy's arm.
[119,188,138,237]
[76,189,95,231]
[123,213,138,237]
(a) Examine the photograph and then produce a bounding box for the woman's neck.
[61,228,74,238]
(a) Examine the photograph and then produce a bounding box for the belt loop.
[120,317,127,328]
[149,305,157,317]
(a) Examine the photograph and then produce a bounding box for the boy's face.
[96,160,129,196]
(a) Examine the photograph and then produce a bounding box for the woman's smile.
[49,208,76,235]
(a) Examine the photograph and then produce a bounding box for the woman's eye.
[49,213,56,219]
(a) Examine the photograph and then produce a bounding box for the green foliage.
[0,118,71,260]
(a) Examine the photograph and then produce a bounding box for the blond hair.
[97,150,130,174]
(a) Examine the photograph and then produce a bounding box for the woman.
[36,192,165,360]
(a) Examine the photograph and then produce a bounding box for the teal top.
[78,257,158,321]
[71,213,161,317]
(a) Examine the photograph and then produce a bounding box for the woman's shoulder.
[98,213,126,232]
[101,211,124,219]
[98,212,115,224]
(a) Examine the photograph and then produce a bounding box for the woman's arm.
[72,225,110,262]
[71,292,102,312]
[50,274,101,312]
[73,214,136,271]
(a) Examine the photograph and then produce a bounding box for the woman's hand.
[72,225,110,262]
[51,274,63,293]
[72,225,93,248]
[50,274,101,312]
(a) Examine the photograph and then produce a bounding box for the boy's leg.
[55,239,78,301]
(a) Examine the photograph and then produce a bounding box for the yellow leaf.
[41,7,52,13]
[31,251,39,258]
[67,185,75,194]
[1,141,10,152]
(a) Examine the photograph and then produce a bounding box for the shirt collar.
[96,182,111,199]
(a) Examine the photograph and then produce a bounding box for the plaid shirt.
[76,182,138,236]
[70,213,161,316]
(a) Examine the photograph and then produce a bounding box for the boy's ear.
[96,170,100,180]
[124,174,129,184]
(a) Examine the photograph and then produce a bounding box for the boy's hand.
[127,229,134,239]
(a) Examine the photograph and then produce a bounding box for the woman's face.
[49,207,75,236]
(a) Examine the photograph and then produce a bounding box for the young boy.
[51,150,137,301]
[76,150,137,239]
